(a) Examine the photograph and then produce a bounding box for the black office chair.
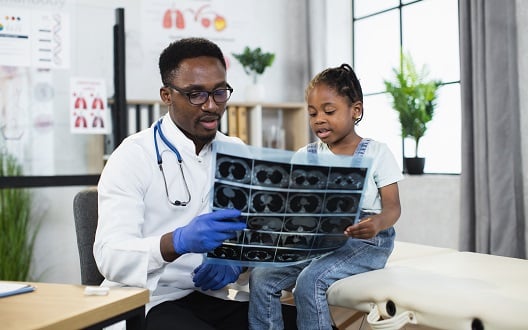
[73,187,105,285]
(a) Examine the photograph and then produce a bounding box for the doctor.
[95,38,249,330]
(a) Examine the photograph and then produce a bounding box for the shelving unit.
[111,100,309,152]
[225,102,309,151]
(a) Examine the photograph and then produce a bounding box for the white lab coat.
[94,113,247,312]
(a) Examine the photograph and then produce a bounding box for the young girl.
[248,64,403,330]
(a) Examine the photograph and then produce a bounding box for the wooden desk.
[0,281,149,330]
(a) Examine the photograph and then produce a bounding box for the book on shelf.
[219,110,229,134]
[236,106,248,143]
[227,105,238,137]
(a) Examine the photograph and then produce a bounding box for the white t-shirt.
[296,140,403,213]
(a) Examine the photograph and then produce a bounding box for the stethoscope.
[153,118,191,206]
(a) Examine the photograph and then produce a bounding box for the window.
[352,0,460,174]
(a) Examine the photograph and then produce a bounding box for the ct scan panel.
[213,183,251,212]
[327,166,368,190]
[253,160,291,188]
[216,154,253,184]
[250,189,288,214]
[206,142,371,267]
[290,164,329,189]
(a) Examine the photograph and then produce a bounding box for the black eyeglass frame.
[166,83,234,106]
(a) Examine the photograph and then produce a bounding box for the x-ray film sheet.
[205,141,372,267]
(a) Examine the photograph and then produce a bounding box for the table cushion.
[327,248,528,330]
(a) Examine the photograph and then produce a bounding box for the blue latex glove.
[193,263,243,291]
[172,209,245,254]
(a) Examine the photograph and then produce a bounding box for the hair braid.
[305,63,364,123]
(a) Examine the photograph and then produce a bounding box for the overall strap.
[307,142,318,163]
[352,138,371,166]
[307,139,371,158]
[353,138,371,158]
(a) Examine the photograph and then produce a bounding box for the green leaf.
[232,46,275,83]
[383,51,442,156]
[0,151,38,281]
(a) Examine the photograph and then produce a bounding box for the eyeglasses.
[166,83,233,106]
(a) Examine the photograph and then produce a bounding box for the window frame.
[352,0,461,174]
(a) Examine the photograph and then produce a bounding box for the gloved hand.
[172,209,245,254]
[193,263,243,291]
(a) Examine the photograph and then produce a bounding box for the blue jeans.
[248,226,395,330]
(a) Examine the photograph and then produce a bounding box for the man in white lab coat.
[95,37,251,330]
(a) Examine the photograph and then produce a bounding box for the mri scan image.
[290,164,329,189]
[327,166,367,190]
[214,183,249,211]
[242,246,275,262]
[247,216,284,231]
[287,192,323,213]
[319,216,355,234]
[251,190,287,213]
[216,154,252,184]
[323,193,360,213]
[283,216,319,233]
[252,161,291,188]
[208,142,370,267]
[244,230,279,246]
[208,245,242,260]
[280,233,314,249]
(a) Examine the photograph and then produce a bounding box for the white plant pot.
[245,83,265,102]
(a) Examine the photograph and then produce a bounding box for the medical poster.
[0,9,70,69]
[30,11,70,69]
[70,77,110,134]
[0,9,31,67]
[206,142,372,267]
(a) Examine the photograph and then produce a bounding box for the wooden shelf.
[225,102,308,151]
[116,100,309,151]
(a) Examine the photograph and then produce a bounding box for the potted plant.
[384,51,442,174]
[232,46,275,101]
[0,151,38,280]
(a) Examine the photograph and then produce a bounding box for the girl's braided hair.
[305,64,364,124]
[305,63,363,104]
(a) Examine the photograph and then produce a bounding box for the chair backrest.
[73,187,105,285]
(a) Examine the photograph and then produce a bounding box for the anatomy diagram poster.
[140,0,253,80]
[0,8,70,69]
[70,77,110,134]
[206,142,372,267]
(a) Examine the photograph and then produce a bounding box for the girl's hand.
[344,217,378,239]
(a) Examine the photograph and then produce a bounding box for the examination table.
[326,241,528,330]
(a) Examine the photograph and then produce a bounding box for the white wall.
[307,0,353,77]
[396,175,460,249]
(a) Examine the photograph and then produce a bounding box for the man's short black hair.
[159,37,226,86]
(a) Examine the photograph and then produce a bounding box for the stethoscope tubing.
[154,118,183,163]
[153,118,191,206]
